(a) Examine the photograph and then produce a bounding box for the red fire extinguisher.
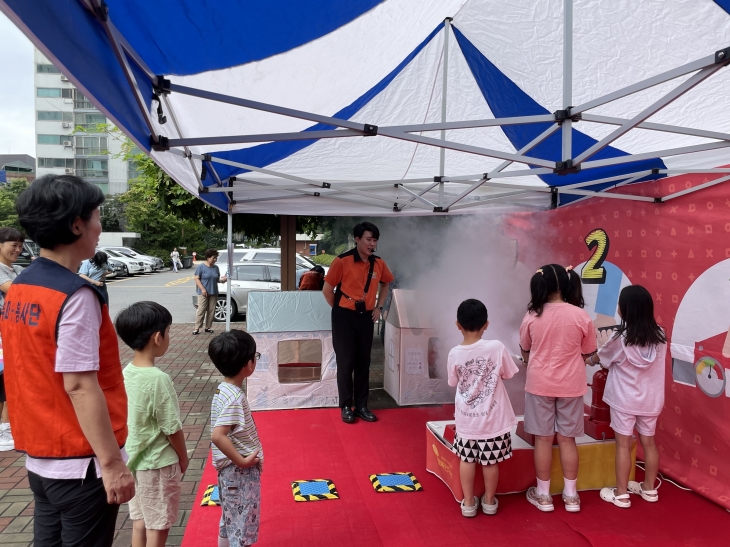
[589,368,611,423]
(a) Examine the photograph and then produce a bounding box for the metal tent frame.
[79,0,730,329]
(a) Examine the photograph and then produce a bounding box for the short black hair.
[205,248,219,260]
[15,174,104,250]
[457,299,489,332]
[208,330,257,377]
[115,301,173,351]
[354,222,380,240]
[0,227,25,243]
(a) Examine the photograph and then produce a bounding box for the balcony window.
[37,111,73,122]
[74,112,106,130]
[38,135,73,145]
[73,90,97,110]
[37,88,73,98]
[38,158,75,168]
[37,64,61,73]
[75,136,108,156]
[75,159,108,179]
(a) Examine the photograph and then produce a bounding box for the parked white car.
[101,246,164,271]
[101,248,145,275]
[239,248,328,274]
[191,262,281,321]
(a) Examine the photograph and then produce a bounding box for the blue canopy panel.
[208,22,445,183]
[715,1,730,15]
[107,0,383,75]
[452,26,666,206]
[3,0,153,151]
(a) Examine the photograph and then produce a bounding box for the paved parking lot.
[107,264,245,325]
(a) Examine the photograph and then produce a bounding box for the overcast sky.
[0,11,34,157]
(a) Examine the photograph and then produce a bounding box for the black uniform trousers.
[332,304,374,409]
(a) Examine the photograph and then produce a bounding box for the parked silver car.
[100,246,163,271]
[191,262,281,321]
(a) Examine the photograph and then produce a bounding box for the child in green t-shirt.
[116,302,189,547]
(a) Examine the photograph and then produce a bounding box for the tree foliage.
[0,179,29,230]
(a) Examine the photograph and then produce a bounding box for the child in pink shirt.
[447,299,519,518]
[589,285,666,509]
[519,264,596,513]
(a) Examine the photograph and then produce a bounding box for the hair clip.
[535,269,543,275]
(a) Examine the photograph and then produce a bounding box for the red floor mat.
[182,406,727,546]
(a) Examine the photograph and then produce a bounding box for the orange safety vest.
[0,258,127,458]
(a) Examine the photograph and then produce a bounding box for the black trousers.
[332,305,374,409]
[28,462,119,547]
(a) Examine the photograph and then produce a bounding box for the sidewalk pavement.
[0,322,393,546]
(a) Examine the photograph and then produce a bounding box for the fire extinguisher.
[589,368,611,423]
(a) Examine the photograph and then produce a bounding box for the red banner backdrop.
[505,173,730,509]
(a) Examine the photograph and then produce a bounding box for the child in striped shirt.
[209,330,263,547]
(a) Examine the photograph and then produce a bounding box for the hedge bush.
[312,254,336,266]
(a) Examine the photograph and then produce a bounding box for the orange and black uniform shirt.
[325,249,394,311]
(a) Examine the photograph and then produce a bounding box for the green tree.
[0,178,29,229]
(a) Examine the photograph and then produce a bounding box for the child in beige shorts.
[116,302,189,547]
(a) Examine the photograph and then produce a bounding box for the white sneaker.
[0,428,15,451]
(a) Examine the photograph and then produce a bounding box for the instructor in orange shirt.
[323,222,394,423]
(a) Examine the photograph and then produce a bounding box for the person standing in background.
[170,247,182,272]
[323,222,393,424]
[193,249,228,335]
[79,251,113,305]
[0,227,25,451]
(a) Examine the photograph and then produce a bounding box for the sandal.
[192,330,199,335]
[460,496,478,518]
[526,486,554,512]
[562,493,581,513]
[481,494,498,515]
[600,487,631,508]
[628,481,658,502]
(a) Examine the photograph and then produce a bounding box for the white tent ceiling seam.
[6,0,730,215]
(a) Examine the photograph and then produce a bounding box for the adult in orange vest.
[1,174,134,547]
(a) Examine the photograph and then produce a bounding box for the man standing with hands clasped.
[323,222,394,423]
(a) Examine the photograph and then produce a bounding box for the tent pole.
[439,18,452,207]
[226,206,233,332]
[562,0,573,164]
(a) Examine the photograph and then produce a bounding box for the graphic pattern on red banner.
[506,173,730,509]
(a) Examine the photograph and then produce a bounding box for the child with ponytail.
[519,264,596,513]
[591,285,666,509]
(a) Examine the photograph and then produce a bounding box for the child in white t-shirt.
[447,299,520,518]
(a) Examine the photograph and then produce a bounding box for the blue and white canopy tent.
[4,0,730,217]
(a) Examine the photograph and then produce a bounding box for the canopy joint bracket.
[150,135,169,151]
[363,124,378,136]
[554,159,581,174]
[554,108,581,124]
[153,76,171,95]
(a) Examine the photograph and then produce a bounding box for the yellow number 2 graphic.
[581,228,609,284]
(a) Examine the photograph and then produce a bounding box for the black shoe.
[341,407,356,423]
[354,408,377,422]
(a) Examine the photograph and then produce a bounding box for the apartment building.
[34,48,141,195]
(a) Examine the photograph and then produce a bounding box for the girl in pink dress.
[590,285,666,508]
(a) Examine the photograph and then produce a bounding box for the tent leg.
[562,0,573,163]
[280,216,297,291]
[438,17,452,208]
[226,208,233,332]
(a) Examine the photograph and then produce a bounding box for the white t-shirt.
[447,339,519,440]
